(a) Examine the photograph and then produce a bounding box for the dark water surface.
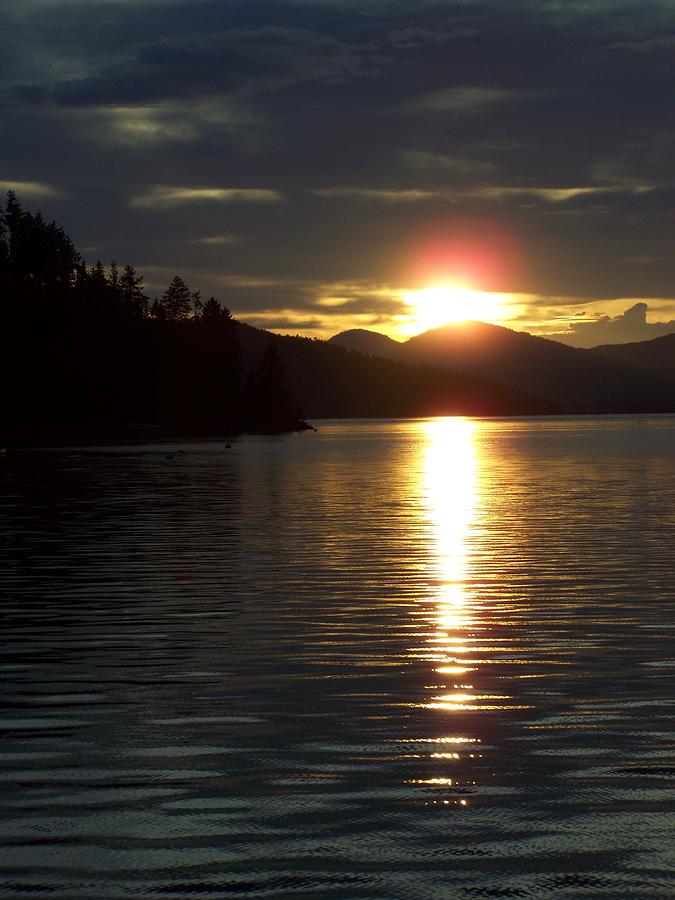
[1,417,674,897]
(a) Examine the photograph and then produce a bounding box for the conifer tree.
[90,260,108,287]
[3,192,24,253]
[162,275,192,321]
[192,289,202,319]
[244,341,295,431]
[120,264,148,317]
[196,296,241,429]
[150,297,166,321]
[0,203,8,290]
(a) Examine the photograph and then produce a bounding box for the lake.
[1,416,674,897]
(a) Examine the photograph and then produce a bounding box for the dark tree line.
[0,193,304,443]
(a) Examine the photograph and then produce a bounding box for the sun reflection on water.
[402,418,486,802]
[421,417,478,686]
[401,418,526,803]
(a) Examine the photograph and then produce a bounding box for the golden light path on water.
[421,417,479,711]
[406,418,517,796]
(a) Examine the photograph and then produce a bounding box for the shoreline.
[1,419,316,450]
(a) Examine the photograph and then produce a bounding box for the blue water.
[1,417,674,897]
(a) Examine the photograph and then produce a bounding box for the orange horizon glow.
[238,285,531,342]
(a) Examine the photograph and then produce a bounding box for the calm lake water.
[1,417,674,897]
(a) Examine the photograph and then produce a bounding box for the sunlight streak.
[409,418,484,723]
[422,417,477,624]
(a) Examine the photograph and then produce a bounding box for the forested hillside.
[0,194,304,443]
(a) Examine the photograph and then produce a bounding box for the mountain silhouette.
[589,333,675,385]
[329,321,675,413]
[235,321,555,417]
[327,328,406,361]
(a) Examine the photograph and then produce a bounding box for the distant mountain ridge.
[328,321,675,413]
[328,328,405,360]
[235,321,555,418]
[589,333,675,384]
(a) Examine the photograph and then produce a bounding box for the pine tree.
[0,201,8,293]
[196,297,241,431]
[201,296,224,325]
[162,275,192,321]
[150,297,166,321]
[3,192,24,255]
[244,341,296,431]
[192,289,202,319]
[90,260,108,288]
[120,264,148,317]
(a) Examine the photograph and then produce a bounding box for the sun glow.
[400,284,508,336]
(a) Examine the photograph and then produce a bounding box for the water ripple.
[1,417,674,896]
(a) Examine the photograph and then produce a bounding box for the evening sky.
[2,0,674,344]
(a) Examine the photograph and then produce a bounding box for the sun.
[400,283,506,336]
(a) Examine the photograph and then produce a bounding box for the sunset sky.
[2,0,675,345]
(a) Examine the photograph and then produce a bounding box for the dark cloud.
[1,0,674,341]
[31,25,383,108]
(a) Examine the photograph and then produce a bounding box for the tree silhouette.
[119,264,148,317]
[162,275,192,321]
[191,289,202,319]
[243,341,297,431]
[201,296,221,324]
[89,260,108,287]
[2,191,80,299]
[188,296,241,431]
[0,204,9,281]
[150,297,166,321]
